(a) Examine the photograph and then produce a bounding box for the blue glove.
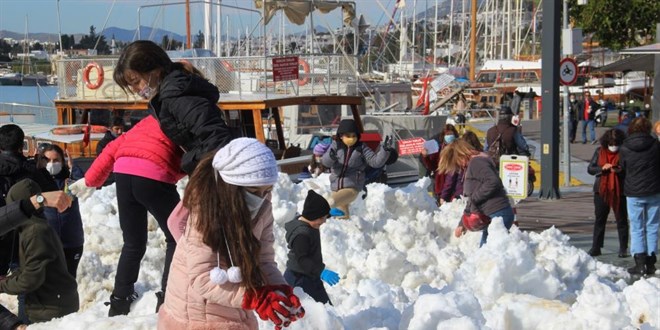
[320,269,340,286]
[329,208,345,217]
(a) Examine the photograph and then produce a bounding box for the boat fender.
[83,62,104,90]
[52,127,84,135]
[298,59,310,86]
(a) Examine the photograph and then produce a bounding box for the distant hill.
[0,26,186,43]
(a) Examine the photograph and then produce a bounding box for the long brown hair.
[113,40,203,95]
[438,139,477,175]
[183,153,264,293]
[461,130,483,151]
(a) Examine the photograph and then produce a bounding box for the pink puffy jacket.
[158,199,287,330]
[85,115,185,187]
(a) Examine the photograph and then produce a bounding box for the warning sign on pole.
[272,56,299,82]
[499,155,529,200]
[397,137,426,156]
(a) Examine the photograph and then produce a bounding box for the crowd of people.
[0,39,658,329]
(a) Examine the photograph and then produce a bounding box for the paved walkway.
[465,119,650,269]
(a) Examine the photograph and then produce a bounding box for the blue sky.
[0,0,440,37]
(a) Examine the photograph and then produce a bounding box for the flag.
[82,110,91,148]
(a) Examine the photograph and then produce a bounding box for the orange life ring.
[82,125,108,134]
[298,59,310,86]
[221,60,234,72]
[52,127,84,135]
[51,125,107,135]
[83,62,104,90]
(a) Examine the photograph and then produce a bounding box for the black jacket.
[620,133,660,197]
[95,131,116,155]
[0,303,21,330]
[0,151,58,203]
[587,147,625,194]
[285,217,324,278]
[150,69,233,174]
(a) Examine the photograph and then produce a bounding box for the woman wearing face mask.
[321,120,393,219]
[421,124,460,204]
[586,129,629,258]
[68,114,186,316]
[113,40,233,175]
[37,144,85,278]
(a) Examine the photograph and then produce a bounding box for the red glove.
[242,285,305,329]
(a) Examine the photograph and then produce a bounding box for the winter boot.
[645,253,657,276]
[155,291,165,313]
[617,226,629,258]
[628,254,647,276]
[107,292,138,317]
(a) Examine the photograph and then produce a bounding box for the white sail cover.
[254,0,355,26]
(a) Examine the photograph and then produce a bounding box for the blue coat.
[42,166,84,249]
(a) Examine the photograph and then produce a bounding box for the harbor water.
[0,85,59,124]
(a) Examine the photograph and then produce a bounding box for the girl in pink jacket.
[70,115,185,316]
[158,138,304,330]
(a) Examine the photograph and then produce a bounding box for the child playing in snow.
[284,190,340,304]
[158,138,304,330]
[321,119,393,219]
[309,142,330,178]
[68,114,185,316]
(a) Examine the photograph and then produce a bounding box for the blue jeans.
[627,193,660,256]
[581,120,595,142]
[480,206,515,246]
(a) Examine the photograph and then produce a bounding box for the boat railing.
[55,54,359,102]
[0,102,58,125]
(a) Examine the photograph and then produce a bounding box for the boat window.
[297,104,341,135]
[477,72,497,83]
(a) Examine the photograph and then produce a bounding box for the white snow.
[2,173,658,329]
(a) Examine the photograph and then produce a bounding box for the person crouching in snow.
[284,190,339,305]
[0,179,79,324]
[321,119,393,219]
[158,138,304,330]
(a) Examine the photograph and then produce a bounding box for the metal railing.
[0,102,58,125]
[55,54,359,102]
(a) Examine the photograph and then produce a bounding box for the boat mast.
[469,0,477,80]
[433,0,438,71]
[448,0,454,67]
[185,0,192,49]
[56,0,63,54]
[204,0,212,50]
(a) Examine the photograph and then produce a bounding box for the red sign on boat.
[398,138,426,156]
[272,56,299,82]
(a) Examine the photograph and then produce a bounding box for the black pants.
[569,119,578,143]
[592,193,629,251]
[284,269,331,305]
[63,246,84,279]
[113,173,179,298]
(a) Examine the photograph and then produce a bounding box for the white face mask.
[46,162,63,175]
[243,190,265,219]
[608,146,619,153]
[138,75,154,99]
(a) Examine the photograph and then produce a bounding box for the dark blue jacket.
[42,166,84,248]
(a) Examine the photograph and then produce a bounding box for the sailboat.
[20,15,47,86]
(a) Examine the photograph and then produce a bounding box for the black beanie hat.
[302,190,330,220]
[499,106,513,116]
[336,119,359,137]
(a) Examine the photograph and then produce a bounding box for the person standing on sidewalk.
[568,94,580,143]
[586,129,628,258]
[580,91,598,144]
[620,117,660,276]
